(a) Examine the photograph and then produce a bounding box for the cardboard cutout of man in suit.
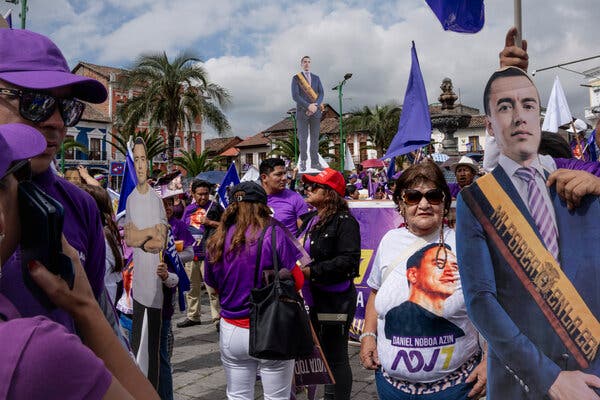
[456,66,600,400]
[291,56,324,172]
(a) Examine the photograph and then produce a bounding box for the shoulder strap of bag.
[381,233,434,283]
[253,220,272,288]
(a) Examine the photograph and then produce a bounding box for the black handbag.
[249,222,313,360]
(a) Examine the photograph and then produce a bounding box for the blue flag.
[386,157,396,181]
[426,0,484,33]
[117,143,137,214]
[589,130,598,162]
[217,163,240,208]
[163,228,191,312]
[384,42,431,159]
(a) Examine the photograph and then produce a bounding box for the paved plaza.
[171,295,378,400]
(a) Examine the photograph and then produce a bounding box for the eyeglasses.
[0,88,85,127]
[401,188,445,206]
[0,159,32,182]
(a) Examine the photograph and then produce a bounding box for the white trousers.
[219,318,294,400]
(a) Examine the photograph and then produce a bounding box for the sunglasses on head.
[1,159,32,182]
[401,188,445,206]
[0,88,85,127]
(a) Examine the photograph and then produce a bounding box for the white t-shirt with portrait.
[367,227,480,383]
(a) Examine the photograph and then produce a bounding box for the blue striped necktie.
[515,167,560,259]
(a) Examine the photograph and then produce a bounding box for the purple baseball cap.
[0,29,107,103]
[0,123,47,178]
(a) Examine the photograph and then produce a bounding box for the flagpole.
[514,0,522,47]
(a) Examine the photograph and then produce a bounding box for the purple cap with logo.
[0,123,46,178]
[0,29,107,103]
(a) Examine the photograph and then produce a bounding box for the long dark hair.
[80,184,124,272]
[312,187,349,231]
[206,201,272,263]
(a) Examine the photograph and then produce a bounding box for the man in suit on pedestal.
[291,55,324,171]
[457,66,600,400]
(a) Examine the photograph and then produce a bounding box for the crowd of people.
[3,20,600,400]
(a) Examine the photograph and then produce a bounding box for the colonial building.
[71,62,203,176]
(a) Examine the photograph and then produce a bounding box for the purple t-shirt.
[267,189,307,236]
[448,182,461,199]
[204,224,302,319]
[182,201,223,258]
[0,294,112,399]
[0,169,106,333]
[169,216,195,248]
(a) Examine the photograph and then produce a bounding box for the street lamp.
[4,0,27,29]
[332,73,352,172]
[287,108,298,162]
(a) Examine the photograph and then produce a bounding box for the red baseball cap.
[302,168,346,197]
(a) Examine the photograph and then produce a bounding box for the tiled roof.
[81,103,110,123]
[73,62,128,79]
[466,115,486,128]
[236,132,269,148]
[204,137,242,153]
[220,147,240,157]
[428,103,480,115]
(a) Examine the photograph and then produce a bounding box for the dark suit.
[456,165,600,399]
[291,72,324,167]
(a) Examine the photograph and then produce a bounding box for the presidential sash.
[296,72,325,112]
[462,173,600,368]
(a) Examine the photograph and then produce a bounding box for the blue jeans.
[375,369,472,400]
[157,319,173,400]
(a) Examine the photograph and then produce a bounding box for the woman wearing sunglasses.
[299,168,361,400]
[0,124,158,399]
[360,160,487,400]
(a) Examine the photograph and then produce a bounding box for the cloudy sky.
[12,0,600,140]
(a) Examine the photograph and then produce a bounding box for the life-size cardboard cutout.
[291,56,328,173]
[124,138,167,388]
[456,67,600,399]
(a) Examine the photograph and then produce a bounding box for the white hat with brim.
[453,156,478,173]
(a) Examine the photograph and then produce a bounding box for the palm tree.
[269,131,335,161]
[118,51,231,167]
[345,104,401,157]
[108,128,168,162]
[173,149,222,177]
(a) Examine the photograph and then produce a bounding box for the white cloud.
[22,0,600,141]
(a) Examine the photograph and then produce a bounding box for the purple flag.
[384,42,431,159]
[425,0,485,33]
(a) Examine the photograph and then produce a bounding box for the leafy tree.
[118,51,231,167]
[346,104,401,157]
[173,149,222,177]
[107,128,168,162]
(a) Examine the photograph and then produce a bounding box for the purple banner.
[348,201,403,340]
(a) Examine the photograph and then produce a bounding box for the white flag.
[541,76,572,133]
[343,145,355,171]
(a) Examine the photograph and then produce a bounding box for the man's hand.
[547,169,600,210]
[28,236,97,317]
[156,262,168,281]
[466,356,487,398]
[548,371,600,400]
[307,103,318,114]
[499,27,528,71]
[359,335,380,370]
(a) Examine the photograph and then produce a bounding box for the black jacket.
[298,210,361,285]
